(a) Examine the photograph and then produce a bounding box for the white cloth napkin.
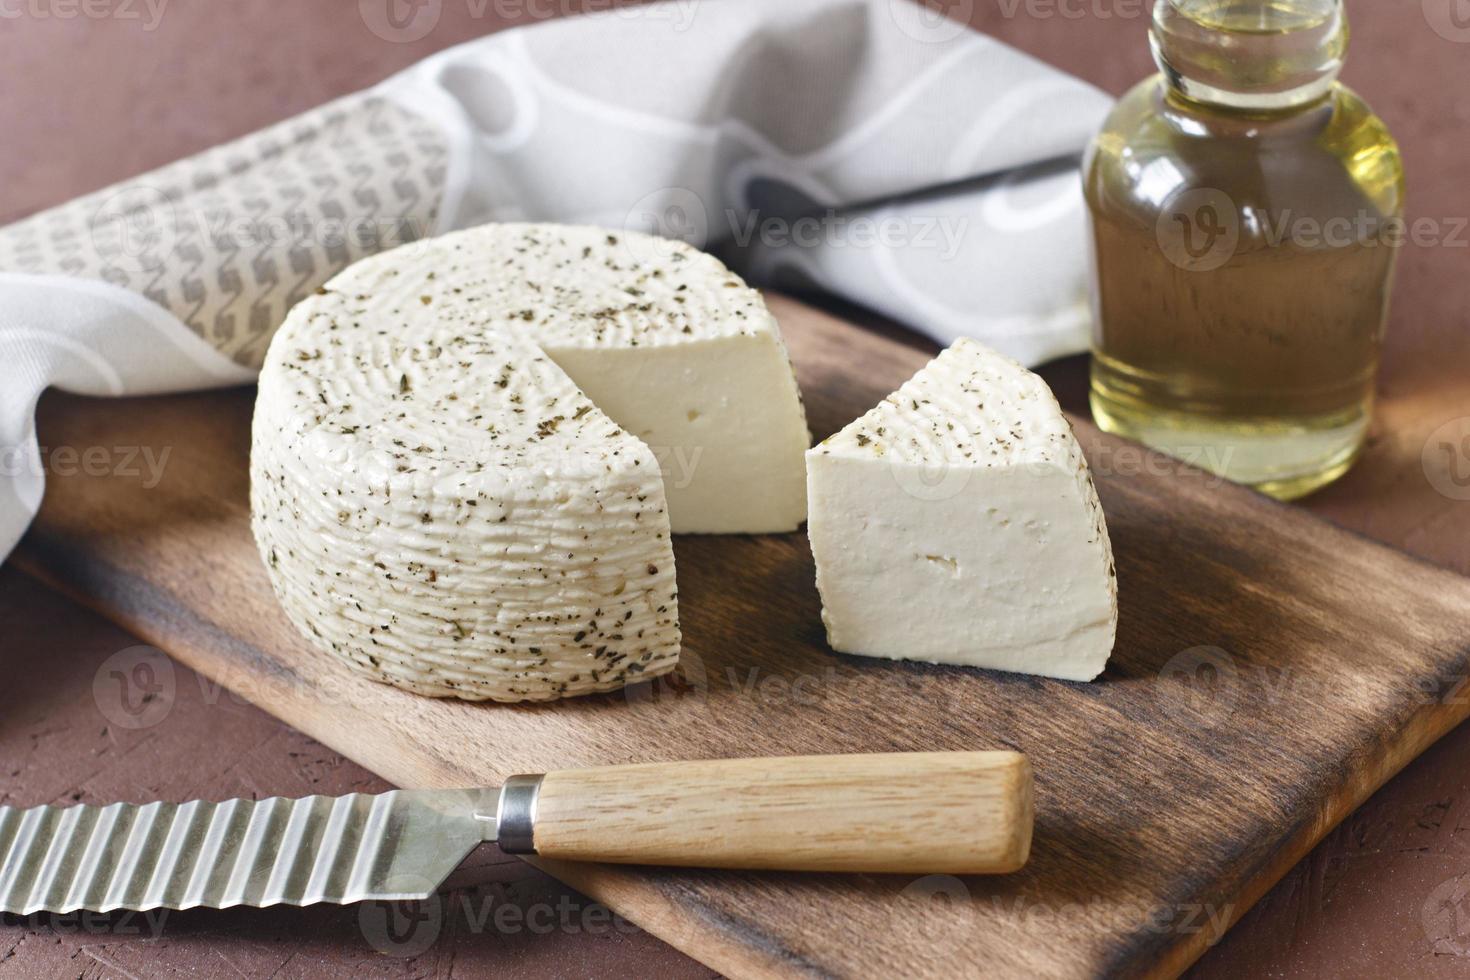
[0,0,1111,562]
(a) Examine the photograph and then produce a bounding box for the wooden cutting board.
[15,294,1470,979]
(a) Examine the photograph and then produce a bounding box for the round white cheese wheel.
[251,223,808,702]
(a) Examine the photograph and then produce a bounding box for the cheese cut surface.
[806,338,1117,682]
[250,223,810,702]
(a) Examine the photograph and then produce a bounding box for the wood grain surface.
[14,294,1470,979]
[531,752,1032,874]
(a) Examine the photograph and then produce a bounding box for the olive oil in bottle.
[1084,0,1404,500]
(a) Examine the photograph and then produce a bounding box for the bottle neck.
[1151,0,1348,113]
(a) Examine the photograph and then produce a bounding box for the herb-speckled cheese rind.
[806,338,1117,682]
[251,223,809,702]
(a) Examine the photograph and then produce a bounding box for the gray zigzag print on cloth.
[0,94,449,369]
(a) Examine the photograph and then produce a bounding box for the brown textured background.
[2,1,1469,976]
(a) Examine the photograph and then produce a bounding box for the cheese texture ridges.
[250,223,810,702]
[806,338,1117,682]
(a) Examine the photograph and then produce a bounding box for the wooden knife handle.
[499,751,1032,874]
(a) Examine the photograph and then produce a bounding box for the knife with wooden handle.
[0,751,1030,915]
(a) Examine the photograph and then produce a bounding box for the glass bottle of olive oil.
[1084,0,1404,499]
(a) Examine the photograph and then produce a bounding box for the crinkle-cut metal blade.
[0,789,498,915]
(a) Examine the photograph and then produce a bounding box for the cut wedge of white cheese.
[251,223,810,702]
[806,338,1117,682]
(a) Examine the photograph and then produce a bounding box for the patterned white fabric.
[0,0,1111,561]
